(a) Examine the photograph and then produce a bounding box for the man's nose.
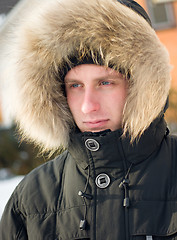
[81,90,100,114]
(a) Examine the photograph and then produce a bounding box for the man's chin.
[81,126,111,133]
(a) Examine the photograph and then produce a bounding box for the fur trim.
[1,0,171,151]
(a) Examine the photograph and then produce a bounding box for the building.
[138,0,177,87]
[136,0,177,124]
[0,0,20,31]
[0,0,19,14]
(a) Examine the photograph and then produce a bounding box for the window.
[146,0,176,30]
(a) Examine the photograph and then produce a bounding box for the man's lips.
[83,119,109,129]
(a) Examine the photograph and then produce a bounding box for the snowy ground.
[0,176,24,219]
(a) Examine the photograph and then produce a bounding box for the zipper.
[119,163,133,240]
[118,139,133,240]
[86,149,97,240]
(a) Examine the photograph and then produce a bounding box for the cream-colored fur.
[0,0,171,151]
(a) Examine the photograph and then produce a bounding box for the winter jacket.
[1,117,177,240]
[0,0,174,239]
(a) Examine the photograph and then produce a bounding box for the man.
[0,0,175,239]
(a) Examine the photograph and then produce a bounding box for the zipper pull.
[123,197,130,207]
[119,179,130,208]
[80,219,87,230]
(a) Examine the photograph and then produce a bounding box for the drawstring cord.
[78,166,93,230]
[119,162,133,207]
[119,162,133,240]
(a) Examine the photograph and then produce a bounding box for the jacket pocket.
[129,201,177,240]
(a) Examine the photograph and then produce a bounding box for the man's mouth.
[83,119,109,130]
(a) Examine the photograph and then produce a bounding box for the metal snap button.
[95,173,110,189]
[85,139,99,151]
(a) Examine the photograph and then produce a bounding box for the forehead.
[64,64,122,80]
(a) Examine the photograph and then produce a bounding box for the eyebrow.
[64,79,82,84]
[64,74,124,83]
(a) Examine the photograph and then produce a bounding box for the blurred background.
[0,0,177,217]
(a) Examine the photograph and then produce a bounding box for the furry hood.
[1,0,171,151]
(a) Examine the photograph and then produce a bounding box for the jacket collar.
[68,117,167,170]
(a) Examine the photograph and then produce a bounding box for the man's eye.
[71,83,81,88]
[101,81,111,85]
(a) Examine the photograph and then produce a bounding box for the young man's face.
[64,64,128,133]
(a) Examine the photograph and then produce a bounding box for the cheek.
[120,90,127,105]
[118,85,128,105]
[67,95,74,112]
[109,89,127,108]
[66,93,81,116]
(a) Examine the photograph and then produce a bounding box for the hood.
[0,0,171,152]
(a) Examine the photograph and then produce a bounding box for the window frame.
[146,0,176,30]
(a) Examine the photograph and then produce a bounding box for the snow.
[0,176,24,219]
